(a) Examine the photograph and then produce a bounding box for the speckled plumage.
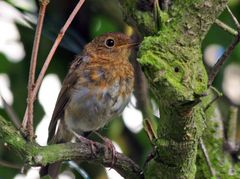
[47,32,136,144]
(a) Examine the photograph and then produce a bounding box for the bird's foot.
[104,137,117,168]
[93,132,117,167]
[72,131,97,157]
[88,140,97,157]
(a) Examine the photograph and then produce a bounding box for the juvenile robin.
[40,32,138,178]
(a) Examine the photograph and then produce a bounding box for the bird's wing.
[48,56,86,143]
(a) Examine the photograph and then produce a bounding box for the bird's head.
[84,32,138,61]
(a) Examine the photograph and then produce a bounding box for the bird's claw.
[72,131,97,157]
[93,131,117,167]
[104,137,117,168]
[89,140,97,157]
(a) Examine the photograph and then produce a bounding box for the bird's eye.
[105,38,115,48]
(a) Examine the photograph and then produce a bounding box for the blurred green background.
[0,0,240,178]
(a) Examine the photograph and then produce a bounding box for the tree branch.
[226,5,240,29]
[199,138,216,177]
[0,115,142,179]
[208,31,240,86]
[0,94,21,129]
[119,0,229,178]
[0,159,22,170]
[215,19,238,36]
[227,106,238,149]
[23,0,85,128]
[208,5,240,86]
[23,0,49,139]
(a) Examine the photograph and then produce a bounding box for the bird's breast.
[64,62,134,132]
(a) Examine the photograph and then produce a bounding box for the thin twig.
[226,5,240,29]
[23,0,49,139]
[23,0,85,126]
[143,119,157,143]
[215,19,238,36]
[227,106,238,149]
[208,7,240,86]
[0,95,21,129]
[154,0,161,29]
[199,138,216,177]
[225,106,238,174]
[130,35,157,145]
[0,159,22,170]
[204,95,220,112]
[208,32,240,86]
[204,86,222,112]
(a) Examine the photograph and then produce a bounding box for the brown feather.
[48,56,84,143]
[40,32,137,178]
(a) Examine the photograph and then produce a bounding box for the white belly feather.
[64,80,131,132]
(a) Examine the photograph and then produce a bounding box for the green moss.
[138,33,208,105]
[145,158,197,179]
[134,11,157,34]
[135,9,210,177]
[159,11,169,25]
[0,116,26,153]
[32,144,72,165]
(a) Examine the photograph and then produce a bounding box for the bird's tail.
[39,121,73,178]
[40,162,61,179]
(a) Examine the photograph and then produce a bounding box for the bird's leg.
[88,140,97,157]
[71,131,97,157]
[93,131,117,167]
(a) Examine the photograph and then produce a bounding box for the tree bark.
[119,0,228,178]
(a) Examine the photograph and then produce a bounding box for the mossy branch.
[0,115,142,179]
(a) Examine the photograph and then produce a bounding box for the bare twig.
[131,36,149,117]
[0,159,22,170]
[208,7,240,86]
[215,19,238,36]
[23,0,49,139]
[226,5,240,29]
[143,119,157,143]
[204,86,222,112]
[208,32,240,86]
[199,138,216,177]
[204,95,220,112]
[0,94,21,129]
[23,0,85,127]
[227,106,238,149]
[223,106,238,173]
[154,0,161,29]
[130,36,157,145]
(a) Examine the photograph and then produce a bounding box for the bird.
[40,32,138,178]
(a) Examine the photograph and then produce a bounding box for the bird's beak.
[117,39,140,49]
[126,42,140,48]
[127,38,140,48]
[117,42,139,49]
